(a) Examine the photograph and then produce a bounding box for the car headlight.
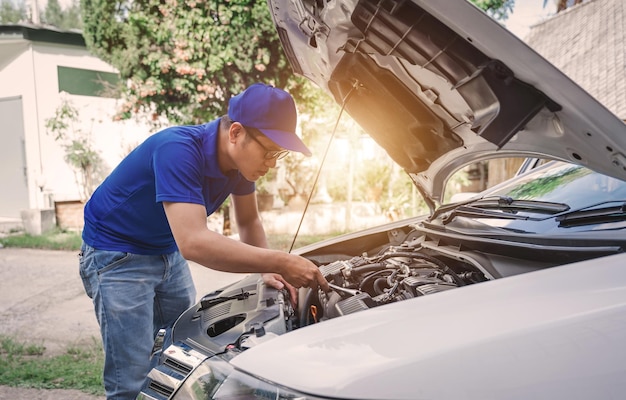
[172,355,330,400]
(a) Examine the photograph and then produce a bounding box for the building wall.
[0,96,29,218]
[0,41,40,213]
[0,36,152,221]
[31,42,151,203]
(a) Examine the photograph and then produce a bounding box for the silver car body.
[231,253,626,399]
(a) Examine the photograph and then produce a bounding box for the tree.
[81,0,515,125]
[81,0,322,125]
[42,0,63,26]
[45,98,105,201]
[472,0,515,20]
[42,0,82,30]
[0,0,26,23]
[0,0,81,28]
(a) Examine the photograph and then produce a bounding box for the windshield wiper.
[432,196,570,222]
[433,196,571,225]
[466,196,570,214]
[556,202,626,227]
[198,289,255,311]
[439,204,531,224]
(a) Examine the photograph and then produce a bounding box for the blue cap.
[228,83,312,156]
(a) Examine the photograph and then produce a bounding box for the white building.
[0,24,150,233]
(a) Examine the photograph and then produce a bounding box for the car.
[138,0,626,399]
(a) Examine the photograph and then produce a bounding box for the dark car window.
[484,161,626,211]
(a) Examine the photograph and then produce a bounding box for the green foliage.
[356,162,392,203]
[256,168,277,195]
[0,228,83,250]
[281,152,316,198]
[268,233,344,252]
[507,165,589,199]
[0,335,104,395]
[42,0,82,30]
[471,0,515,20]
[81,0,322,125]
[45,98,105,200]
[379,165,428,220]
[0,0,26,23]
[43,0,63,26]
[0,335,45,357]
[0,227,335,253]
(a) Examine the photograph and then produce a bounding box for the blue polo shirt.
[82,119,255,255]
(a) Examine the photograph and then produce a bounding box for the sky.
[504,0,558,39]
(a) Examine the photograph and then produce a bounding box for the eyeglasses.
[243,126,290,160]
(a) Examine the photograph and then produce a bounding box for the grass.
[0,335,104,396]
[267,232,343,252]
[0,228,82,251]
[0,229,340,253]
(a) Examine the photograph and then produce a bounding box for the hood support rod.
[288,81,361,253]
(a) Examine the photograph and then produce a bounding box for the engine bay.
[301,240,484,326]
[168,219,570,358]
[141,216,623,399]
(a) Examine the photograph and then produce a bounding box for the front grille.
[203,302,231,323]
[148,380,174,398]
[139,342,208,400]
[164,357,193,376]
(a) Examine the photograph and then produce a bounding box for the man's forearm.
[181,228,285,275]
[237,218,269,249]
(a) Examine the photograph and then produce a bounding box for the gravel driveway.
[0,247,244,399]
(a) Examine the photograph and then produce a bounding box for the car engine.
[166,226,496,362]
[305,245,482,324]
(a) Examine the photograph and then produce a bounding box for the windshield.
[482,161,626,211]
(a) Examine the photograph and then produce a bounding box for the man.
[79,83,329,400]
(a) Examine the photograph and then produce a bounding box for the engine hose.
[351,262,386,274]
[380,252,466,286]
[373,277,389,295]
[386,270,399,287]
[386,281,400,298]
[299,288,317,327]
[360,269,393,290]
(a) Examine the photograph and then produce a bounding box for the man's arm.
[231,193,298,300]
[163,201,328,291]
[230,192,268,248]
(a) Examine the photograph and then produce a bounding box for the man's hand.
[279,254,330,292]
[163,200,330,293]
[262,273,298,307]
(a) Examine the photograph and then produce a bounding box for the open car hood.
[269,0,626,206]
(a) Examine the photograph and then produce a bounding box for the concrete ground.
[0,247,245,399]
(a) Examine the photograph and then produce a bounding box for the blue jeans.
[79,243,196,400]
